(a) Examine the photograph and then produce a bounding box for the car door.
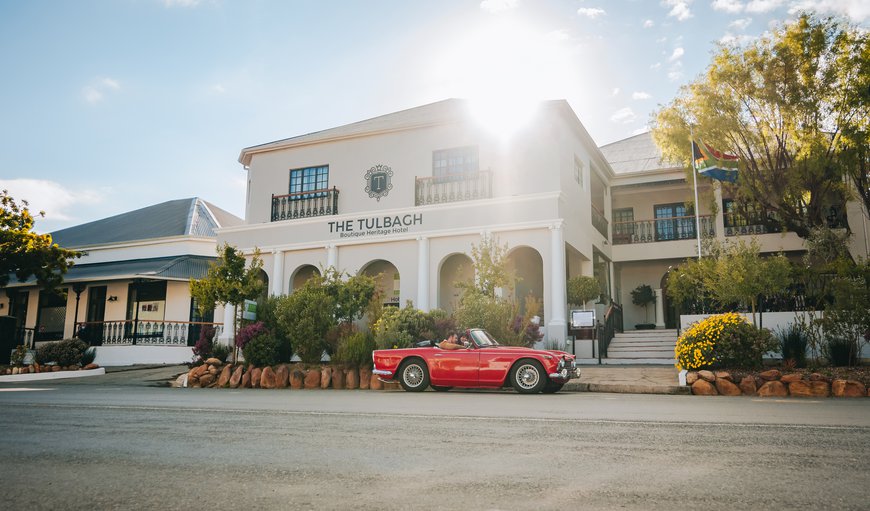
[428,348,479,387]
[478,348,516,387]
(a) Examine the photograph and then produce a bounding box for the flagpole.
[690,128,702,259]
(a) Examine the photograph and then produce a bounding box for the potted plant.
[567,276,600,310]
[631,284,656,330]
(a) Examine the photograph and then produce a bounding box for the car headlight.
[557,358,565,370]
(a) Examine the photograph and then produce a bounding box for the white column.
[654,288,665,328]
[219,304,235,345]
[713,182,726,241]
[271,250,285,295]
[326,244,338,271]
[548,222,567,344]
[416,236,430,311]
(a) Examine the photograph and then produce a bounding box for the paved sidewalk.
[565,365,689,395]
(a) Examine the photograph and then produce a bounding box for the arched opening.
[360,259,400,307]
[290,264,321,293]
[438,253,473,314]
[506,246,544,317]
[257,269,269,300]
[661,271,677,329]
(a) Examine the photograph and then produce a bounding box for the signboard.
[570,310,595,328]
[242,300,257,321]
[327,213,423,239]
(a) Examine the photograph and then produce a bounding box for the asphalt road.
[0,368,868,510]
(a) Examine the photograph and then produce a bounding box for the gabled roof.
[599,131,682,174]
[50,198,242,248]
[8,255,215,286]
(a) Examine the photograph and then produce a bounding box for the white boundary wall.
[93,346,193,366]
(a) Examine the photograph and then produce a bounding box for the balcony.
[613,215,715,245]
[271,187,339,222]
[74,320,224,346]
[415,171,492,206]
[591,203,608,237]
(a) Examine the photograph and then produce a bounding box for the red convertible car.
[371,329,579,394]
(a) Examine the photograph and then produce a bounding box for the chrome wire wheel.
[403,364,424,388]
[514,363,540,390]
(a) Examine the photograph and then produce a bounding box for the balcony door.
[654,203,695,241]
[83,286,106,345]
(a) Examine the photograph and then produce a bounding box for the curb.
[0,367,106,382]
[564,381,691,395]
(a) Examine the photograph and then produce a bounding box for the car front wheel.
[510,360,547,394]
[398,359,430,392]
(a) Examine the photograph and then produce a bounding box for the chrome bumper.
[549,368,581,380]
[372,369,393,377]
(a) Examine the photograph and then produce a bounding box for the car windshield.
[470,329,500,347]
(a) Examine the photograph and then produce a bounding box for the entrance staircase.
[603,329,678,365]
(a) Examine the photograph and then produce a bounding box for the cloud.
[211,84,227,94]
[651,62,662,69]
[656,36,668,43]
[577,7,606,18]
[729,18,752,30]
[612,88,620,97]
[82,76,121,104]
[644,19,655,28]
[712,0,745,13]
[668,70,684,81]
[163,0,203,7]
[632,91,652,100]
[83,87,103,104]
[480,0,519,13]
[0,179,104,225]
[745,0,785,13]
[610,107,637,124]
[720,33,758,45]
[789,0,870,22]
[663,0,693,21]
[669,47,685,61]
[101,78,120,90]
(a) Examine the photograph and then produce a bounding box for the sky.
[1,0,868,233]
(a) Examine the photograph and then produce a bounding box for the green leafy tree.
[319,267,377,324]
[275,279,335,364]
[0,190,79,289]
[652,15,869,238]
[189,243,265,361]
[567,276,600,309]
[630,284,656,323]
[458,237,515,298]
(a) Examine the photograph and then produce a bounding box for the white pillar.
[271,250,285,295]
[326,244,338,271]
[219,304,235,345]
[713,182,726,241]
[416,236,430,311]
[548,223,567,343]
[654,288,665,328]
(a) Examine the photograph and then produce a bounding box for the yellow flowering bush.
[675,313,776,370]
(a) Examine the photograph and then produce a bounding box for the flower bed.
[687,368,869,397]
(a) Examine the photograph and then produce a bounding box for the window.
[612,208,634,241]
[433,146,478,181]
[289,165,329,198]
[654,203,695,241]
[573,156,584,188]
[36,288,67,342]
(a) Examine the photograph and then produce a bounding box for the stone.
[260,367,277,389]
[370,374,383,390]
[199,374,215,387]
[697,370,716,382]
[217,365,232,387]
[691,380,718,395]
[757,380,788,397]
[808,373,830,382]
[832,380,866,398]
[51,365,61,372]
[304,369,320,389]
[715,378,742,396]
[194,364,209,378]
[790,380,830,398]
[229,365,244,388]
[738,376,757,396]
[241,370,252,388]
[204,357,222,366]
[207,365,218,376]
[187,367,199,384]
[780,373,803,383]
[275,365,289,388]
[759,369,782,381]
[685,371,699,385]
[321,366,333,389]
[290,370,304,389]
[250,367,262,388]
[714,371,733,382]
[84,363,99,370]
[11,367,19,375]
[359,366,372,389]
[345,368,359,389]
[332,367,346,389]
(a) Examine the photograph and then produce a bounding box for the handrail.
[590,203,608,237]
[597,301,623,360]
[612,215,715,244]
[271,186,339,221]
[74,320,223,347]
[271,187,334,200]
[415,170,493,206]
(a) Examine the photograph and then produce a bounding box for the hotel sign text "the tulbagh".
[328,213,423,238]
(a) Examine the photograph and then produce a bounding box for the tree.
[189,243,265,360]
[275,279,335,364]
[630,284,656,324]
[567,276,600,309]
[0,190,79,289]
[458,237,515,298]
[653,15,870,238]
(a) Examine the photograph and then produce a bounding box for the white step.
[601,358,676,365]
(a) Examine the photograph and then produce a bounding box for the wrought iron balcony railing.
[73,320,224,347]
[415,170,492,206]
[271,187,339,222]
[591,203,608,237]
[612,215,715,245]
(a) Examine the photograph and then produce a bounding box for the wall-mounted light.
[107,296,118,302]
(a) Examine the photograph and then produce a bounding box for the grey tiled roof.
[599,132,682,174]
[50,198,241,248]
[9,256,216,286]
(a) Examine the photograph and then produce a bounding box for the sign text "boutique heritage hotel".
[328,213,424,238]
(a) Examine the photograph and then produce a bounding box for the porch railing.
[74,320,223,347]
[415,170,493,206]
[591,203,608,237]
[597,301,623,360]
[612,215,715,245]
[15,327,35,349]
[271,187,339,222]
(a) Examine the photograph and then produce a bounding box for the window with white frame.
[433,146,478,180]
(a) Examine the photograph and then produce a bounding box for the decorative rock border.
[1,363,100,376]
[182,358,398,390]
[687,369,869,398]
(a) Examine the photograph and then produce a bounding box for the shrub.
[373,303,434,349]
[36,338,88,366]
[10,345,27,367]
[325,322,358,356]
[822,336,859,366]
[81,347,97,366]
[427,309,457,341]
[335,331,377,368]
[777,324,808,368]
[276,281,335,364]
[567,276,600,308]
[235,321,269,351]
[242,331,280,367]
[675,313,776,370]
[211,343,230,363]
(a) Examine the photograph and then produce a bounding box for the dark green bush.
[211,343,230,363]
[36,338,88,366]
[81,347,97,366]
[714,320,778,369]
[335,331,377,368]
[777,324,808,367]
[276,281,335,364]
[822,336,859,366]
[242,332,280,367]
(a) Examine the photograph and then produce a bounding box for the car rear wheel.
[430,385,452,392]
[542,381,565,394]
[509,360,547,394]
[398,359,429,392]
